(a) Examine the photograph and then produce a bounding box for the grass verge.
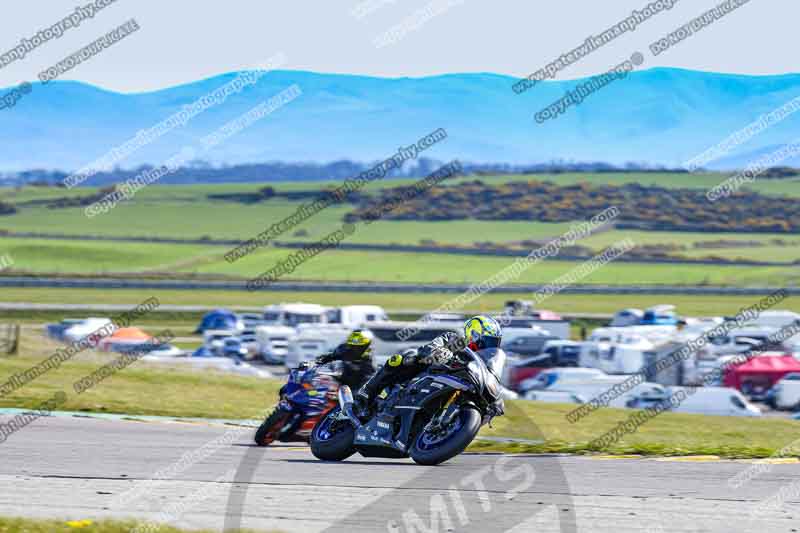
[0,334,280,419]
[470,400,800,459]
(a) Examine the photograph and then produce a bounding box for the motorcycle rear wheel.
[410,407,481,466]
[254,408,291,446]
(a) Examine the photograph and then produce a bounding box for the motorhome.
[257,303,389,365]
[579,327,669,375]
[494,315,570,340]
[743,310,800,331]
[261,303,388,329]
[262,303,328,328]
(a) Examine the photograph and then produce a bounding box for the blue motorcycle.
[254,362,340,446]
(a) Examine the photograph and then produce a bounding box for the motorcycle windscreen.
[475,347,507,376]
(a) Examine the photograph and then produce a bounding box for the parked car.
[239,328,259,359]
[62,317,115,346]
[640,305,679,326]
[505,341,583,390]
[45,318,86,342]
[541,340,582,366]
[223,337,249,360]
[609,308,644,327]
[505,354,551,390]
[204,331,235,357]
[522,390,586,404]
[518,368,608,393]
[239,313,266,329]
[504,335,561,358]
[768,373,800,410]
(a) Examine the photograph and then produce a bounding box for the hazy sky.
[0,0,793,92]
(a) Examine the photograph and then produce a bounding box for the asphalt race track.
[1,415,798,532]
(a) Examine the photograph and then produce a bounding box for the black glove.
[315,353,333,365]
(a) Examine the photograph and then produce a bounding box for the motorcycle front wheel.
[310,407,356,461]
[410,406,481,466]
[254,407,291,446]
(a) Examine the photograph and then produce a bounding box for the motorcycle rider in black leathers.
[315,329,376,390]
[356,315,503,411]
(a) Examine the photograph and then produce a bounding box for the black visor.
[479,336,502,349]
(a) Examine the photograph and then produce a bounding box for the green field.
[1,176,798,284]
[192,246,798,286]
[0,237,216,274]
[2,287,800,319]
[0,236,797,285]
[2,175,799,248]
[580,229,800,262]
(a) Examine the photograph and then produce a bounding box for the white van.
[667,387,762,417]
[255,324,295,364]
[536,376,668,409]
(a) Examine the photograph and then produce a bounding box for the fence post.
[0,323,19,356]
[9,324,19,355]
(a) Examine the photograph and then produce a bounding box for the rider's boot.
[354,366,388,418]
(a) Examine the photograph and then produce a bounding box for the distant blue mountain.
[2,68,800,173]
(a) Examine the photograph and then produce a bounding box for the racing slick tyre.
[254,408,291,446]
[310,407,356,461]
[410,406,481,466]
